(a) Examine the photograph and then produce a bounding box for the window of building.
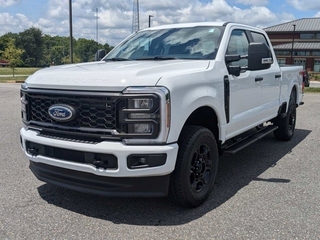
[313,51,320,56]
[294,51,310,56]
[314,60,320,72]
[294,59,306,69]
[277,59,286,65]
[316,33,320,39]
[275,51,290,56]
[300,33,314,39]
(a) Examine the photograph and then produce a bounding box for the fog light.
[127,154,167,169]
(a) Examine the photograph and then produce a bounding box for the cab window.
[226,30,249,67]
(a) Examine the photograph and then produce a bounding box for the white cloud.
[0,13,33,35]
[0,0,20,7]
[0,0,309,46]
[286,0,320,10]
[235,0,269,6]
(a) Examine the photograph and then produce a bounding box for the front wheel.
[169,126,219,208]
[273,91,296,141]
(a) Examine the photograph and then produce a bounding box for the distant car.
[303,70,310,87]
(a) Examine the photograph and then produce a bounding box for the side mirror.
[225,54,245,77]
[227,66,242,77]
[95,49,106,61]
[247,42,272,70]
[225,54,241,63]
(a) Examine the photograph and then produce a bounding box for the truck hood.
[26,60,210,91]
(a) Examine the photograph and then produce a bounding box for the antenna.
[132,0,140,32]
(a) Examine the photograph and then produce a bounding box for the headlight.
[20,90,28,121]
[119,87,170,145]
[128,98,153,109]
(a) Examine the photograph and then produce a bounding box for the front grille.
[24,90,124,139]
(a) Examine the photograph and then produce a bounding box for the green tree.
[62,53,81,64]
[75,38,99,62]
[43,35,69,65]
[0,38,24,76]
[16,27,44,67]
[103,43,114,54]
[0,33,18,53]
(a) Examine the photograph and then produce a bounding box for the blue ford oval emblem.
[48,104,76,122]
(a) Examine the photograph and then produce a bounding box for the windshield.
[104,26,223,61]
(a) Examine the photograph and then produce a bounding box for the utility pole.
[132,0,140,32]
[96,7,99,50]
[149,15,153,28]
[69,0,73,63]
[290,24,296,65]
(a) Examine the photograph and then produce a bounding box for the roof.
[264,18,320,32]
[273,42,320,50]
[146,22,261,31]
[0,60,9,65]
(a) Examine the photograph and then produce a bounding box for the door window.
[226,30,249,67]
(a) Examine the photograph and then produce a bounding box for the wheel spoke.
[189,143,213,193]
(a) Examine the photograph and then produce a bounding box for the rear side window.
[251,31,273,63]
[251,31,269,46]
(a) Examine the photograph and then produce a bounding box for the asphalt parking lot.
[0,83,319,239]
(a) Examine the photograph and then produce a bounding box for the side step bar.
[221,125,278,155]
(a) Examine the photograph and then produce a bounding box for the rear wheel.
[169,126,219,208]
[274,91,296,141]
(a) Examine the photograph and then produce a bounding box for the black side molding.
[224,75,230,123]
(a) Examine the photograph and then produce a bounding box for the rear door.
[249,31,281,116]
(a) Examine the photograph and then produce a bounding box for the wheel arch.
[179,106,220,144]
[292,84,298,106]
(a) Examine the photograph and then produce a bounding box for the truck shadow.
[37,129,311,226]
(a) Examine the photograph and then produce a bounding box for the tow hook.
[27,148,39,156]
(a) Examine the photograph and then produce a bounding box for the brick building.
[0,59,9,67]
[264,18,320,72]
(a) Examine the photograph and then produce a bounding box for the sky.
[1,0,320,46]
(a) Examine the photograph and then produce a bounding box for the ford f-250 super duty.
[20,22,303,207]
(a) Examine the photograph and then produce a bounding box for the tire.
[273,91,296,141]
[169,126,219,208]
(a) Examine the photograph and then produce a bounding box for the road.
[0,75,28,78]
[0,83,319,240]
[310,81,320,88]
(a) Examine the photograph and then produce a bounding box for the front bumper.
[20,128,178,196]
[29,161,170,197]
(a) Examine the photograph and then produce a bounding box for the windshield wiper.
[135,56,178,60]
[105,58,130,61]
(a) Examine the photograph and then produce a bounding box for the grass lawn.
[0,67,41,76]
[0,76,27,82]
[304,87,320,93]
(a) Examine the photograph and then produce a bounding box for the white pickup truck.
[20,22,303,207]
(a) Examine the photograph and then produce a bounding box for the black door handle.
[255,77,263,82]
[275,74,281,78]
